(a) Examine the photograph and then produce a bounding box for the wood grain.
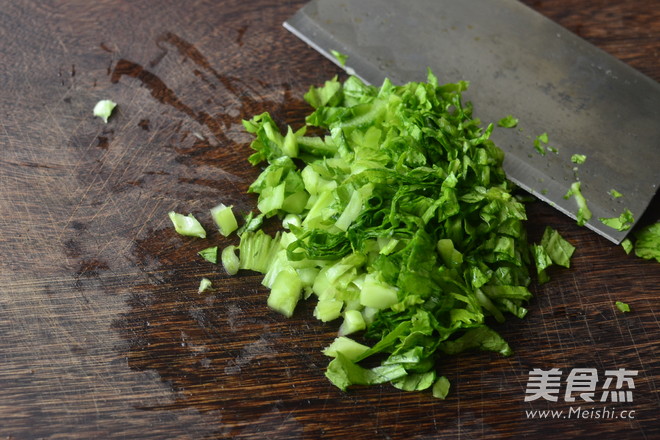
[0,0,658,439]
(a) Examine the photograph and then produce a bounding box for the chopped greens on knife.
[170,72,578,397]
[533,132,549,155]
[600,208,635,232]
[609,189,623,199]
[563,181,592,226]
[497,115,518,128]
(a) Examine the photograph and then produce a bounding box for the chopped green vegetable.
[232,71,544,397]
[432,376,451,399]
[168,211,206,238]
[599,208,634,232]
[198,246,218,263]
[531,244,552,284]
[211,203,239,236]
[621,238,633,254]
[267,266,302,318]
[571,154,586,164]
[331,49,348,67]
[323,336,370,361]
[534,132,549,155]
[497,115,518,128]
[237,211,264,235]
[93,99,117,123]
[532,227,575,284]
[237,230,281,273]
[609,189,623,199]
[615,301,630,313]
[563,181,592,226]
[540,227,575,268]
[198,277,212,293]
[633,222,660,262]
[221,245,240,275]
[172,72,588,398]
[338,309,367,336]
[325,352,408,391]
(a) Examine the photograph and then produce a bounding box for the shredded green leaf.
[532,227,575,284]
[331,49,348,67]
[599,208,635,232]
[563,181,592,226]
[533,132,549,155]
[540,227,575,268]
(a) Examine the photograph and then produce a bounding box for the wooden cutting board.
[0,1,658,439]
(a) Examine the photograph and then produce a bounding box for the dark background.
[0,1,658,438]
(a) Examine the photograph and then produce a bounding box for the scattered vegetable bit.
[211,203,238,236]
[93,99,117,123]
[432,376,451,399]
[497,115,518,128]
[331,49,348,67]
[609,189,623,199]
[198,246,218,263]
[621,238,633,254]
[323,336,370,361]
[564,181,592,226]
[615,301,630,313]
[533,132,549,155]
[599,208,635,232]
[533,227,575,284]
[168,211,206,238]
[633,222,660,262]
[571,154,586,164]
[198,277,212,293]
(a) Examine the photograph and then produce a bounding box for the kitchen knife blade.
[284,0,659,244]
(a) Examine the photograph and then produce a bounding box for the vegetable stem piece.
[168,211,206,238]
[211,203,238,236]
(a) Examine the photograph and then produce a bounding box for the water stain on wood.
[97,135,110,149]
[113,226,341,436]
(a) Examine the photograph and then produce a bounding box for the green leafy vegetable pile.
[630,222,660,262]
[171,72,577,397]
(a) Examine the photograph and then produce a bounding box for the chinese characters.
[524,368,638,403]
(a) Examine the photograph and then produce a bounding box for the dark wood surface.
[1,1,658,438]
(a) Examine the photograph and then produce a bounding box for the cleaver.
[284,0,660,244]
